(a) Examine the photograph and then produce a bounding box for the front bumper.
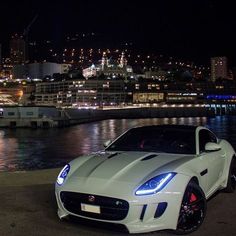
[55,175,188,233]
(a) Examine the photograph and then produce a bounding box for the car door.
[198,129,225,193]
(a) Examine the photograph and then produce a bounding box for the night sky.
[1,1,236,66]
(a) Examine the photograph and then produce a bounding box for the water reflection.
[0,116,235,171]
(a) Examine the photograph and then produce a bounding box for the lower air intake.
[154,202,168,218]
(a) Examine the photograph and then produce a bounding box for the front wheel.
[174,181,207,235]
[224,158,236,193]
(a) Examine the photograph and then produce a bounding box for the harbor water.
[0,116,236,172]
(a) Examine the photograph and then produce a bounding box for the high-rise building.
[211,57,228,81]
[10,34,26,64]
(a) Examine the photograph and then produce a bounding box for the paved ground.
[0,169,236,236]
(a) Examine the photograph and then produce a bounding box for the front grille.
[60,191,129,221]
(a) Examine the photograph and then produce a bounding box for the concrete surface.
[0,169,235,236]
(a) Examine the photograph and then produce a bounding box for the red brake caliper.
[190,193,197,203]
[189,193,198,211]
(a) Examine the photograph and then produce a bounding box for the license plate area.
[81,203,101,214]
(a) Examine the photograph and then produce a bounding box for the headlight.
[135,173,176,195]
[56,164,70,186]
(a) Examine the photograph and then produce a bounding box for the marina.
[1,115,236,172]
[0,104,225,128]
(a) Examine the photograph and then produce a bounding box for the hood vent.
[141,154,158,161]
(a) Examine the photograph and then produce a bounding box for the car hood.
[64,151,194,196]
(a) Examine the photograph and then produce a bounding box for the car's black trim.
[141,154,158,161]
[154,202,168,218]
[140,204,147,220]
[200,169,208,176]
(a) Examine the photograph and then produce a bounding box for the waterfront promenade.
[0,104,215,128]
[0,169,235,236]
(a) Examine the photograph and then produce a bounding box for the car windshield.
[106,126,196,154]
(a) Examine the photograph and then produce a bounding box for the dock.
[0,104,231,128]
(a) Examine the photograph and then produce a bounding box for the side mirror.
[103,140,112,148]
[205,142,221,152]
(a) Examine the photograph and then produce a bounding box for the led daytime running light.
[136,173,175,195]
[57,164,70,186]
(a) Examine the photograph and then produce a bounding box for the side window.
[208,131,217,143]
[199,130,217,152]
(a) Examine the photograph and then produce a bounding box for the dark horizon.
[1,1,236,66]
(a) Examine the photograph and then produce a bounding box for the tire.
[224,158,236,193]
[174,181,207,235]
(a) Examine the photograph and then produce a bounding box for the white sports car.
[55,125,236,234]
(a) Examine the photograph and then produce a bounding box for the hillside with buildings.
[0,34,235,112]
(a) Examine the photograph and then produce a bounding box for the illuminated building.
[32,76,236,107]
[211,57,228,81]
[0,82,27,105]
[34,79,126,107]
[118,52,127,68]
[165,92,204,103]
[101,52,109,70]
[83,52,133,78]
[0,58,13,79]
[10,34,26,64]
[133,93,164,103]
[82,64,98,78]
